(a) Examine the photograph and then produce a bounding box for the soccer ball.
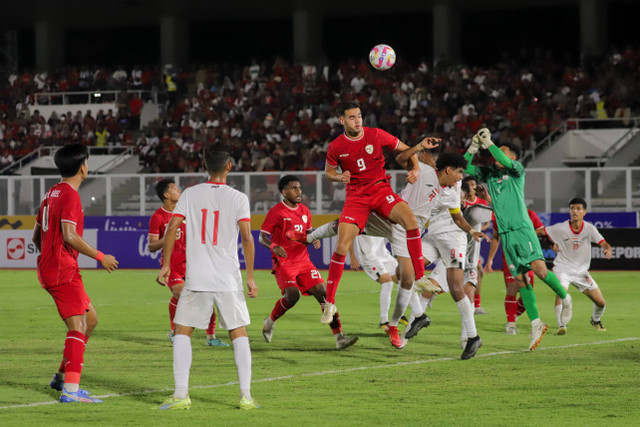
[369,44,396,70]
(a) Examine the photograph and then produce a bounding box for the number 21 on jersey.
[201,209,219,245]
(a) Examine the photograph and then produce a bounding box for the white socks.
[232,336,252,400]
[173,334,192,399]
[390,286,412,327]
[379,281,393,323]
[456,296,477,338]
[308,221,337,242]
[592,304,605,321]
[555,304,563,327]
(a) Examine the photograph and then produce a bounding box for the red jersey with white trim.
[326,127,399,197]
[463,196,489,209]
[148,206,186,266]
[260,201,313,267]
[35,182,84,288]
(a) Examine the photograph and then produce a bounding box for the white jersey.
[426,181,462,235]
[545,220,605,272]
[173,181,251,292]
[400,163,458,222]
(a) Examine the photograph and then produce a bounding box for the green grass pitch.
[1,269,639,426]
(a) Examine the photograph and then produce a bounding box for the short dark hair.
[278,175,300,193]
[500,142,521,159]
[203,146,231,174]
[569,197,587,209]
[435,152,467,171]
[155,178,174,201]
[54,144,89,178]
[338,100,361,116]
[461,176,477,193]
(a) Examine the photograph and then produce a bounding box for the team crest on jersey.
[365,144,374,154]
[302,215,308,223]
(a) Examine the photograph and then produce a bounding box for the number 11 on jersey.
[200,209,219,246]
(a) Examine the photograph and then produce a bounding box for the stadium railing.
[2,167,639,217]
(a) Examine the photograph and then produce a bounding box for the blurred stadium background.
[1,0,639,270]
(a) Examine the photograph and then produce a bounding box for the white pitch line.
[1,337,638,410]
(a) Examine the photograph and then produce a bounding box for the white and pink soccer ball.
[369,44,396,70]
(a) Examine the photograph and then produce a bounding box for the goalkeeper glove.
[467,135,481,155]
[476,128,494,149]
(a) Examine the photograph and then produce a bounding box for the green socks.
[519,284,539,321]
[542,271,568,299]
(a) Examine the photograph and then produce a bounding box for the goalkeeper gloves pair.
[466,127,494,155]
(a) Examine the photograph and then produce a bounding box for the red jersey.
[325,127,399,197]
[148,206,186,266]
[36,182,84,288]
[463,196,489,209]
[260,201,313,267]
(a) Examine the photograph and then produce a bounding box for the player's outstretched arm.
[348,246,360,271]
[484,232,501,273]
[325,163,350,183]
[62,222,119,272]
[476,127,515,169]
[395,137,440,168]
[450,210,489,242]
[259,231,287,258]
[32,223,42,252]
[240,220,258,298]
[599,240,612,259]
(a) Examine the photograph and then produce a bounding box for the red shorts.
[46,272,91,320]
[168,261,186,289]
[502,262,535,286]
[274,260,324,295]
[340,182,404,231]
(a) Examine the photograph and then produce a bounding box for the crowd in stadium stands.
[1,46,640,174]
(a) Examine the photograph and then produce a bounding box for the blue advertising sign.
[86,216,150,231]
[537,212,637,228]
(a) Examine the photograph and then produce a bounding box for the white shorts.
[386,217,428,258]
[353,235,398,281]
[363,212,393,240]
[362,255,397,281]
[422,231,467,269]
[464,267,479,287]
[174,289,250,331]
[428,261,450,293]
[553,267,599,293]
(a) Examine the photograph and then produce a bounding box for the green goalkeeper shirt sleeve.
[488,144,513,169]
[464,151,478,176]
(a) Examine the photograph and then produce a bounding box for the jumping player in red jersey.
[149,179,226,346]
[321,99,437,323]
[485,209,543,335]
[259,175,358,349]
[32,144,118,403]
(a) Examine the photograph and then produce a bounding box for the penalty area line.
[1,336,638,410]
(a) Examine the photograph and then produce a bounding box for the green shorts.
[501,226,544,276]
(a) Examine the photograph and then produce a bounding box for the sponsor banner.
[85,216,150,231]
[0,229,97,268]
[97,230,162,269]
[537,212,637,228]
[0,216,37,230]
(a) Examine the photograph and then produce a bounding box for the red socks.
[505,295,517,322]
[63,331,87,385]
[270,297,294,322]
[474,294,481,308]
[406,229,425,280]
[206,310,217,336]
[326,253,346,304]
[169,296,178,331]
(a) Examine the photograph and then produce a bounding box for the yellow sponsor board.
[250,214,339,230]
[0,216,37,230]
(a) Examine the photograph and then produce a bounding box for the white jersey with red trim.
[545,220,604,272]
[173,181,250,292]
[426,181,462,235]
[400,163,459,222]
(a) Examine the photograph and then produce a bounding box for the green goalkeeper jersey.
[464,145,531,234]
